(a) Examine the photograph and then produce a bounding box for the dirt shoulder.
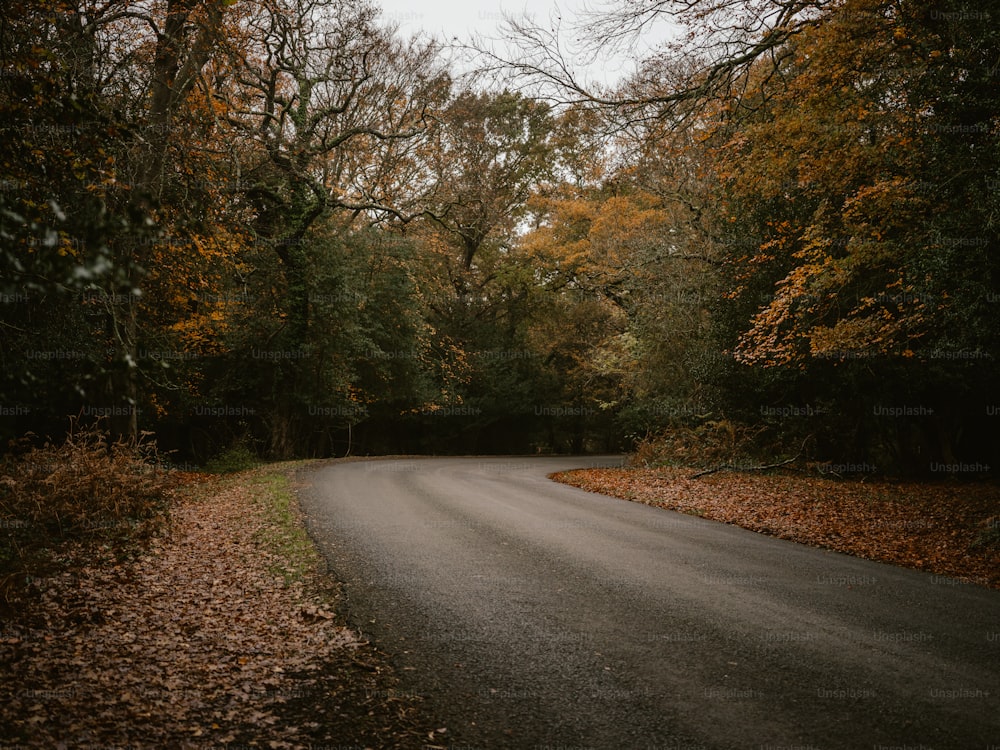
[0,463,441,749]
[552,465,1000,590]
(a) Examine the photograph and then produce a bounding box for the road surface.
[298,456,1000,749]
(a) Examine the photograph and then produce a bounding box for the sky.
[377,0,566,44]
[374,0,678,88]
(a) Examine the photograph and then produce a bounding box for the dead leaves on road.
[553,467,1000,589]
[0,469,432,748]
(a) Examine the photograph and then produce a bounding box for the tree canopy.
[2,0,997,476]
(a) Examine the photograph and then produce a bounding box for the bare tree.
[472,0,834,125]
[218,0,448,240]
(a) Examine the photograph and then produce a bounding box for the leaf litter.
[0,468,437,748]
[553,466,1000,589]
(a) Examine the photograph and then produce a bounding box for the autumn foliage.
[1,0,998,474]
[1,1,998,740]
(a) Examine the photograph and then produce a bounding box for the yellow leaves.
[189,234,232,262]
[843,178,929,237]
[521,188,675,299]
[587,191,669,265]
[811,267,927,360]
[57,235,80,258]
[734,223,934,367]
[808,315,893,359]
[147,392,170,419]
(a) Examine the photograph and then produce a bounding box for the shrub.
[0,420,174,607]
[630,420,784,468]
[203,441,261,474]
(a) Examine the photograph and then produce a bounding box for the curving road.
[298,456,1000,749]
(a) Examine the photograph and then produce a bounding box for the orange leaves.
[705,0,974,372]
[523,188,670,293]
[842,178,933,240]
[716,2,950,370]
[808,315,895,360]
[138,224,249,359]
[734,246,836,367]
[589,193,671,265]
[736,248,929,367]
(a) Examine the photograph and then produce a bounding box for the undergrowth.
[0,420,175,610]
[631,420,797,470]
[203,441,261,474]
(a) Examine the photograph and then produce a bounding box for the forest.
[2,0,998,477]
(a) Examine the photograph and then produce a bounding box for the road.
[297,456,1000,749]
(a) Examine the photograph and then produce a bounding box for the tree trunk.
[106,0,225,442]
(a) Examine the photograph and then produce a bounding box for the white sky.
[377,0,537,40]
[375,0,678,88]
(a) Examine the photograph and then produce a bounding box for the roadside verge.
[552,465,1000,589]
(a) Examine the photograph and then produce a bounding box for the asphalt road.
[298,456,1000,750]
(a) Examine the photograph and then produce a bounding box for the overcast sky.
[377,0,561,43]
[374,0,677,88]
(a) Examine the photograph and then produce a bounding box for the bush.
[630,420,783,468]
[203,441,261,474]
[0,421,174,607]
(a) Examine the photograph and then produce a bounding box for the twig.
[688,454,798,480]
[688,437,812,480]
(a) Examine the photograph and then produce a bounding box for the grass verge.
[240,461,322,585]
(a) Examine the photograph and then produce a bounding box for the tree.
[493,0,1000,472]
[418,89,555,270]
[706,0,998,470]
[0,0,164,444]
[474,0,835,124]
[194,0,447,456]
[390,90,567,451]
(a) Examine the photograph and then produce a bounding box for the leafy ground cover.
[552,466,1000,589]
[0,464,442,749]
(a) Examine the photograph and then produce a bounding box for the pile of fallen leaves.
[553,466,1000,589]
[0,466,437,748]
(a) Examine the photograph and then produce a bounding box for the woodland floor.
[0,465,443,749]
[552,465,1000,590]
